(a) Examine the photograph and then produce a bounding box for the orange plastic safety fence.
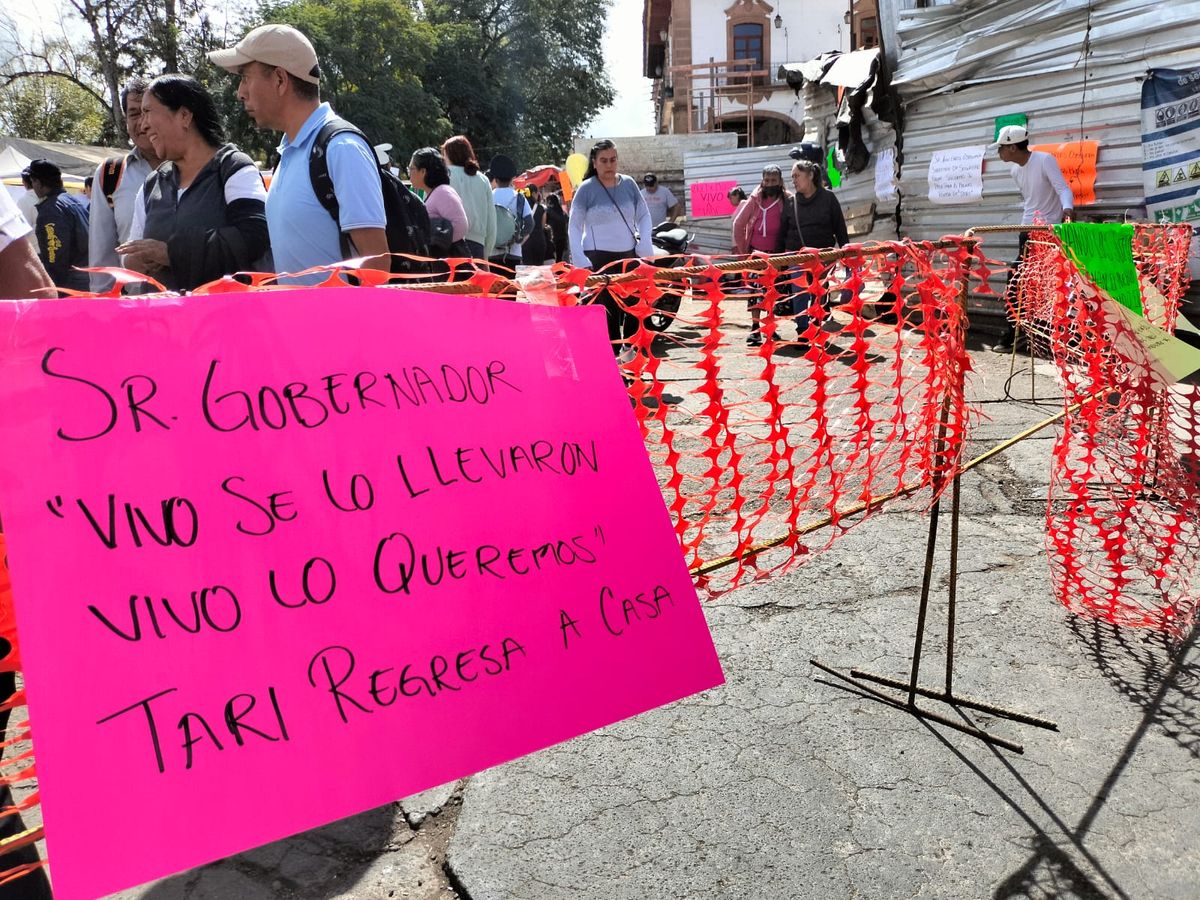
[0,534,40,886]
[605,239,981,594]
[1008,225,1198,636]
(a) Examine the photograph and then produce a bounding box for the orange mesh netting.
[595,240,982,593]
[0,533,43,882]
[1006,224,1197,636]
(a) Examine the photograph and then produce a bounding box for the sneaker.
[747,330,763,347]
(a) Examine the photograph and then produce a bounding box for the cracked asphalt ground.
[57,310,1200,898]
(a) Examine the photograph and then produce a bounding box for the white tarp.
[0,146,32,179]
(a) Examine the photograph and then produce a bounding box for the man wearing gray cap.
[991,124,1074,351]
[209,24,388,281]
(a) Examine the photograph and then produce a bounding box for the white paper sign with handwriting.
[875,148,897,202]
[928,145,986,205]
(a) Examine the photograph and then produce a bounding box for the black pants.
[584,249,640,348]
[488,253,521,270]
[999,231,1031,344]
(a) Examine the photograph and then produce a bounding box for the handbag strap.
[599,178,638,244]
[792,195,806,249]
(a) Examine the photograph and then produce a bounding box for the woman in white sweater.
[568,140,653,360]
[442,135,497,260]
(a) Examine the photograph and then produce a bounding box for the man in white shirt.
[991,125,1075,352]
[88,76,163,292]
[640,173,679,226]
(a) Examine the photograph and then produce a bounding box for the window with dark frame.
[732,22,764,68]
[859,15,879,49]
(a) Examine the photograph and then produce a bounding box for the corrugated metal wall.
[888,0,1200,323]
[683,145,791,255]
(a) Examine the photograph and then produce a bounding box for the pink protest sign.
[689,179,740,218]
[0,287,724,899]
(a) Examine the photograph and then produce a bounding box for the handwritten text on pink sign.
[0,288,723,900]
[689,180,741,218]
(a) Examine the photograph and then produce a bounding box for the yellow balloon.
[564,153,588,187]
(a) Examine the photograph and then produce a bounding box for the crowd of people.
[8,21,1067,365]
[11,20,857,340]
[9,24,589,300]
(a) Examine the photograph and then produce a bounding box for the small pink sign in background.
[689,179,741,218]
[0,287,724,899]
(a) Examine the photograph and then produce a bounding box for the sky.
[585,0,656,138]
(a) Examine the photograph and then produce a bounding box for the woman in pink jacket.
[731,165,789,345]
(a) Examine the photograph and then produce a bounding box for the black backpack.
[100,154,127,208]
[308,117,431,273]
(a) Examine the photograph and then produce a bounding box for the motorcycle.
[646,220,696,333]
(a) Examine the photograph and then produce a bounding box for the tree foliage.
[244,0,613,165]
[421,0,614,164]
[0,0,237,144]
[227,0,450,162]
[0,0,615,167]
[0,75,107,143]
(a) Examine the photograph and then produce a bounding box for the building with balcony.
[643,0,879,146]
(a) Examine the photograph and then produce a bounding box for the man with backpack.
[487,154,534,269]
[211,24,425,282]
[88,76,163,292]
[27,159,90,294]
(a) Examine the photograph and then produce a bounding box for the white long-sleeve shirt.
[1010,151,1074,225]
[88,148,156,291]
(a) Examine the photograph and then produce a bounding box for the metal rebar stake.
[811,263,1059,753]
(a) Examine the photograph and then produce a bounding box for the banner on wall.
[1142,66,1200,224]
[1142,66,1200,277]
[0,288,724,899]
[1030,141,1099,206]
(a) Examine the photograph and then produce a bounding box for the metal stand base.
[810,460,1059,754]
[808,660,1057,755]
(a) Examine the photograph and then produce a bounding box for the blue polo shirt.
[267,102,386,283]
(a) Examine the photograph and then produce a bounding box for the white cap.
[993,125,1029,147]
[208,24,321,85]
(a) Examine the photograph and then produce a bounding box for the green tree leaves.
[0,75,107,144]
[1,0,614,168]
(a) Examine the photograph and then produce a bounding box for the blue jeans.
[786,269,820,341]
